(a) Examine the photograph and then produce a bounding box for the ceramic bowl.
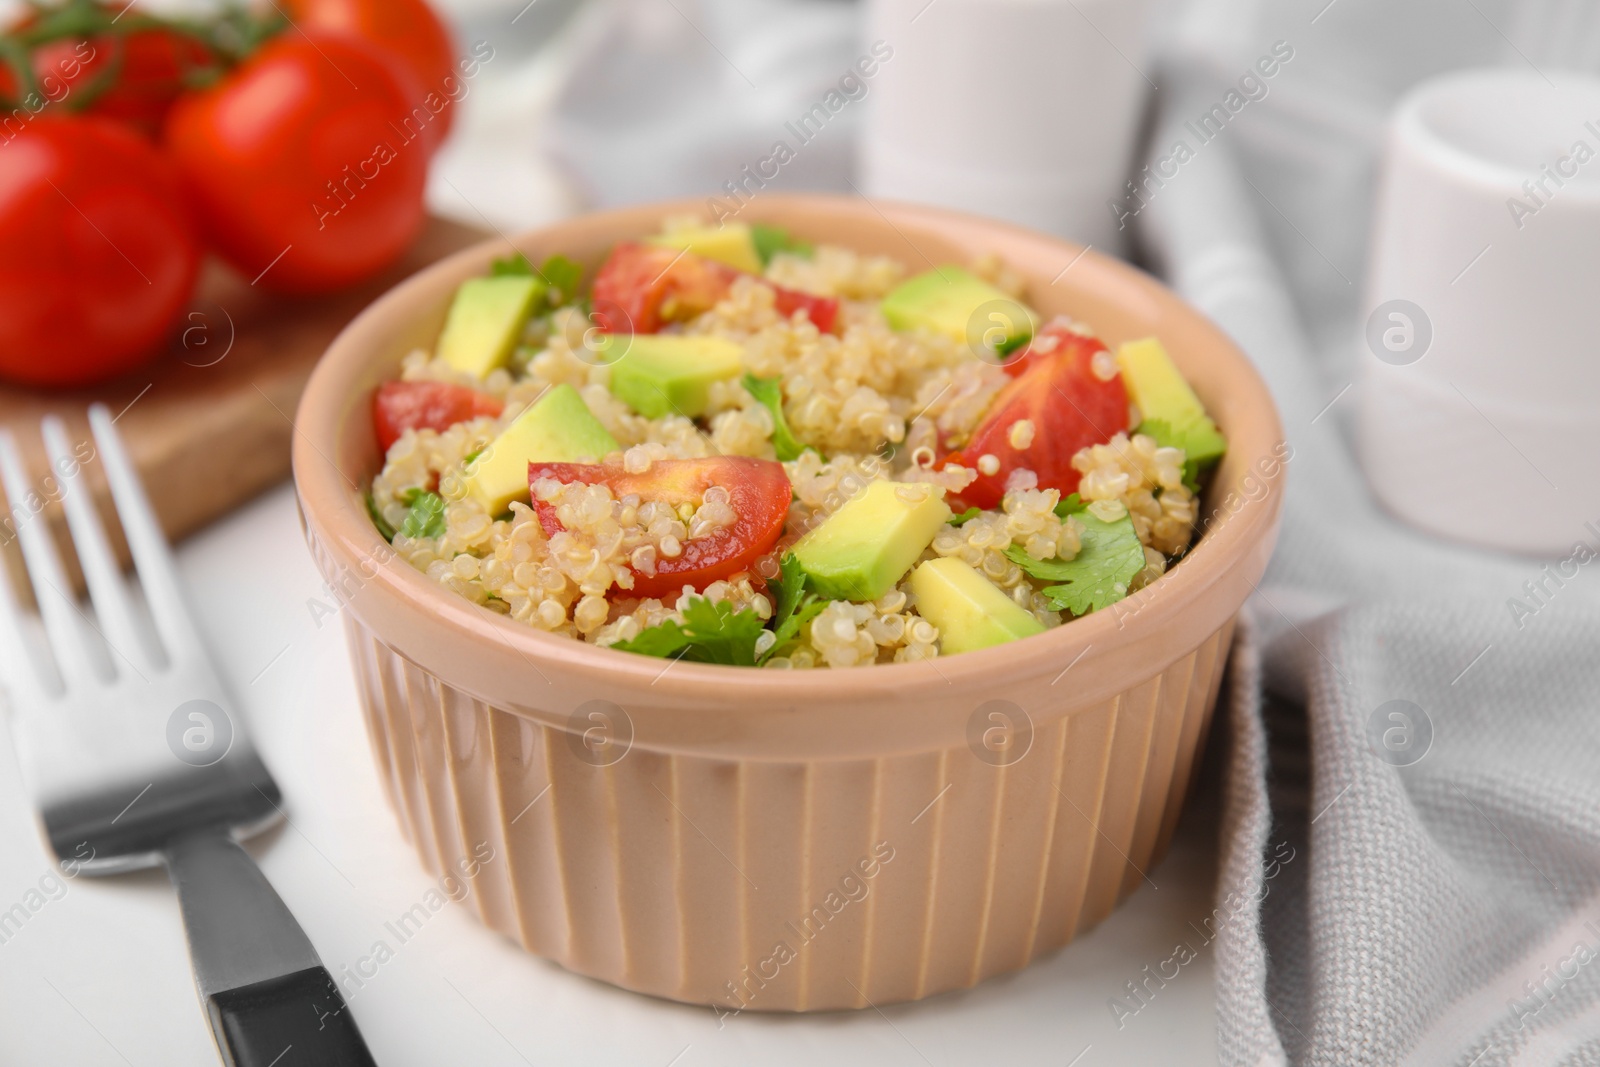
[292,196,1285,1012]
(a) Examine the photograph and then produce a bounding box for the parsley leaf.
[1053,492,1085,518]
[490,251,535,277]
[488,253,584,309]
[1005,510,1145,615]
[995,332,1032,358]
[365,492,397,542]
[399,488,447,540]
[1136,417,1226,492]
[537,254,583,307]
[763,555,826,662]
[948,506,982,526]
[611,597,767,666]
[751,224,813,266]
[742,374,812,461]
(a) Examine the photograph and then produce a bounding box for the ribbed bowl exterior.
[338,611,1234,1012]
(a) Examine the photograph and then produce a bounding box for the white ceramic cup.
[1358,68,1600,556]
[859,0,1151,253]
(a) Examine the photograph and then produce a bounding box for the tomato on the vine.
[0,117,200,387]
[283,0,458,153]
[0,3,220,138]
[163,33,429,295]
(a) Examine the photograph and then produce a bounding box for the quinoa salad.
[365,220,1227,669]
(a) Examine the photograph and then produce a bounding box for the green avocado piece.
[602,334,745,419]
[439,275,546,379]
[791,480,951,601]
[1117,337,1227,469]
[881,266,1037,350]
[462,384,618,513]
[646,223,763,274]
[909,557,1046,655]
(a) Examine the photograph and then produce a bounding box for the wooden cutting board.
[1,215,488,593]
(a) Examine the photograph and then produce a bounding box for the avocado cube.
[462,384,619,513]
[792,480,952,601]
[881,267,1038,348]
[909,557,1046,655]
[1116,337,1227,467]
[604,334,745,419]
[647,223,763,274]
[439,275,546,379]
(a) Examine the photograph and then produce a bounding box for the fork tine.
[0,488,49,709]
[87,404,202,662]
[42,416,156,679]
[0,430,97,688]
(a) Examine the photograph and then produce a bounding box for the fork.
[0,405,376,1067]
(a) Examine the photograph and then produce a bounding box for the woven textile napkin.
[1141,1,1600,1063]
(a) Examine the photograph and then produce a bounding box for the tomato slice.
[527,457,791,598]
[943,323,1128,509]
[590,243,839,335]
[772,287,839,333]
[999,318,1107,379]
[373,381,503,453]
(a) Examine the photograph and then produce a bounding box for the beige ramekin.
[292,196,1285,1012]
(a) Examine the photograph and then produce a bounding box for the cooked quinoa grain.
[368,225,1223,667]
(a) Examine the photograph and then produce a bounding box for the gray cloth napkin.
[1140,2,1600,1064]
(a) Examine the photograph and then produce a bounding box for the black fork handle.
[164,832,377,1067]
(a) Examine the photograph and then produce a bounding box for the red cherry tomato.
[527,457,791,598]
[944,322,1128,509]
[591,243,839,335]
[0,117,200,388]
[373,381,503,453]
[163,33,428,295]
[772,287,838,333]
[284,0,458,153]
[591,243,731,333]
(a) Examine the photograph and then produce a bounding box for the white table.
[0,485,1221,1065]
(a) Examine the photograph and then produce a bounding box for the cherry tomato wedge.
[998,318,1108,379]
[590,243,839,335]
[527,457,791,599]
[772,287,839,333]
[373,381,503,453]
[943,322,1128,509]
